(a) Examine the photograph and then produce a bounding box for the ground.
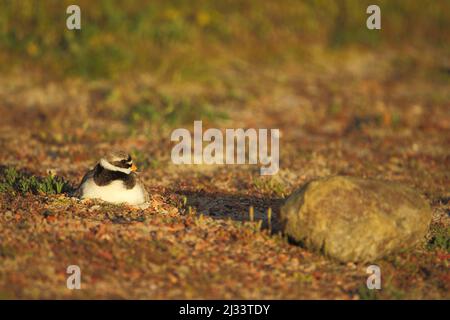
[0,45,448,299]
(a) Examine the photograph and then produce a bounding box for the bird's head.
[99,150,137,174]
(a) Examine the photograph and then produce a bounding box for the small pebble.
[4,210,13,220]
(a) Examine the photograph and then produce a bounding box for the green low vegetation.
[253,177,287,198]
[0,167,69,195]
[126,96,229,127]
[0,0,448,78]
[427,224,450,252]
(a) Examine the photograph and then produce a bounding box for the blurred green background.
[0,0,448,79]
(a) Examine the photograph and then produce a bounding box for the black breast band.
[93,164,136,189]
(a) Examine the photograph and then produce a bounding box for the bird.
[73,150,149,208]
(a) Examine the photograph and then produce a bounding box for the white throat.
[100,158,131,174]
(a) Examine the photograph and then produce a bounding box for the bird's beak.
[131,163,138,172]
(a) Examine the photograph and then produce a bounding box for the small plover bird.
[74,150,149,208]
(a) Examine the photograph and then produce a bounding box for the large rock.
[280,176,432,262]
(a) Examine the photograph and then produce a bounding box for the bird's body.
[74,151,149,208]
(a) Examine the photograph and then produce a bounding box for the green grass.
[0,0,448,78]
[357,285,379,300]
[0,245,16,259]
[0,167,70,195]
[130,148,162,171]
[427,224,450,252]
[253,177,287,197]
[126,95,229,127]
